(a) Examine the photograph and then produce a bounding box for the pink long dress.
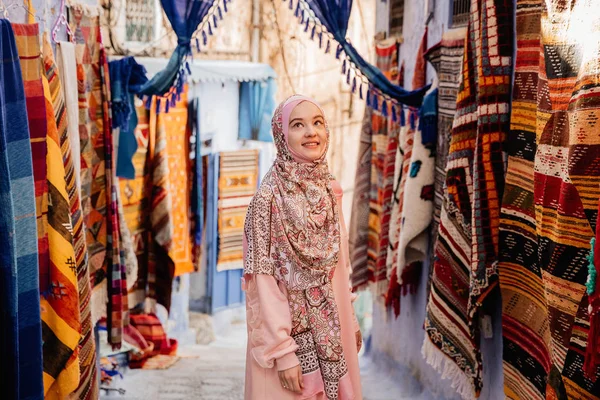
[242,181,362,400]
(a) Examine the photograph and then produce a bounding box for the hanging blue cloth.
[137,0,218,98]
[115,93,140,178]
[190,98,204,248]
[0,19,43,400]
[109,56,148,131]
[303,0,429,107]
[238,78,277,142]
[419,88,438,146]
[109,57,148,178]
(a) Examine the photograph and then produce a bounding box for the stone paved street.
[101,320,405,400]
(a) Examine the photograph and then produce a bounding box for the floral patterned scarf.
[244,95,351,400]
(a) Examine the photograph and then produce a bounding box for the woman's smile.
[287,101,327,161]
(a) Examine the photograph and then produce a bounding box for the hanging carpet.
[349,38,400,292]
[217,149,260,272]
[422,0,513,397]
[0,19,44,400]
[498,0,600,398]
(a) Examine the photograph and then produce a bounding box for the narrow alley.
[102,317,408,400]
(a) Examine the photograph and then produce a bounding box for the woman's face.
[287,101,327,161]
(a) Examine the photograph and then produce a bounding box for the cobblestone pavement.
[102,321,404,400]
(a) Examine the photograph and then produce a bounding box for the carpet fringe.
[422,335,475,400]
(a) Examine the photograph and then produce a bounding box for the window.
[451,0,470,27]
[389,0,405,38]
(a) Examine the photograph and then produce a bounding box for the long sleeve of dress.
[244,274,300,371]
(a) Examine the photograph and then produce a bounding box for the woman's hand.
[278,364,304,394]
[356,330,362,352]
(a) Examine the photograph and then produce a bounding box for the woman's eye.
[294,122,303,128]
[315,120,323,126]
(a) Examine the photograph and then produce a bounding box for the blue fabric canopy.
[138,0,219,98]
[238,78,277,142]
[299,0,429,108]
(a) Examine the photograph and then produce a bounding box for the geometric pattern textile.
[499,1,600,398]
[497,1,548,399]
[361,39,400,295]
[100,47,128,350]
[217,149,259,272]
[422,0,514,397]
[157,92,194,277]
[69,5,110,324]
[40,41,83,399]
[350,39,401,292]
[42,34,100,400]
[120,102,152,308]
[394,30,435,286]
[385,29,432,314]
[423,28,467,254]
[14,22,81,399]
[14,23,50,295]
[348,107,373,290]
[43,36,99,400]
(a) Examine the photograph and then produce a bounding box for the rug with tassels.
[422,0,513,397]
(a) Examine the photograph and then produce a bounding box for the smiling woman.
[286,101,328,162]
[242,95,363,400]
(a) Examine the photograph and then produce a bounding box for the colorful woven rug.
[422,0,513,398]
[70,4,110,325]
[365,39,401,295]
[0,19,44,400]
[137,355,180,370]
[43,34,100,400]
[217,149,259,272]
[145,97,175,310]
[157,91,194,276]
[54,40,99,400]
[499,1,600,398]
[349,106,373,290]
[384,110,414,316]
[588,197,600,379]
[386,112,412,280]
[13,22,81,399]
[120,102,152,308]
[13,23,50,294]
[350,39,401,291]
[497,1,548,399]
[396,89,437,282]
[394,30,435,285]
[424,28,467,255]
[100,46,129,350]
[148,96,173,250]
[41,39,83,399]
[384,30,435,313]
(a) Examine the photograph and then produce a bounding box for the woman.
[243,95,363,400]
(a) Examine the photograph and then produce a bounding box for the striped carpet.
[217,149,259,272]
[422,0,514,398]
[499,0,600,398]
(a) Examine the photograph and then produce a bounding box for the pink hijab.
[244,95,352,400]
